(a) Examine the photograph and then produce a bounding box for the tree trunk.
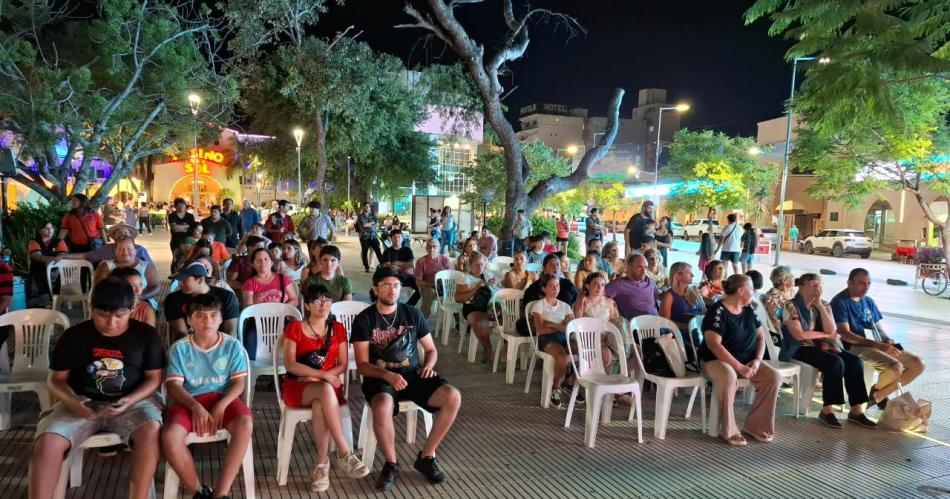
[314,107,329,208]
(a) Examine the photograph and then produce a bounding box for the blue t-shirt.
[830,290,883,342]
[166,333,248,397]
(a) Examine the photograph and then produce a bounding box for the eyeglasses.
[308,297,333,306]
[377,282,402,290]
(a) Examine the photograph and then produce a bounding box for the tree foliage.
[0,0,236,206]
[466,141,571,212]
[663,130,778,220]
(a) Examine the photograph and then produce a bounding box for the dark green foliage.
[2,202,70,269]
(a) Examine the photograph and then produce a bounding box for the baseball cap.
[168,262,208,281]
[372,266,402,285]
[642,200,655,207]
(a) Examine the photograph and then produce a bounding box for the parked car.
[683,219,722,240]
[668,221,685,239]
[802,229,872,258]
[758,227,779,248]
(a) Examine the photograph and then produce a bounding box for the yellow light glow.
[674,103,690,112]
[188,93,201,106]
[748,146,762,156]
[818,57,831,64]
[292,127,304,146]
[566,145,578,155]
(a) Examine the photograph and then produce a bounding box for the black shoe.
[192,485,213,499]
[97,444,124,457]
[375,462,399,491]
[869,385,889,410]
[818,411,843,429]
[413,452,447,485]
[848,412,878,429]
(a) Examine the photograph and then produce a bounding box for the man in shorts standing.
[717,213,743,277]
[29,277,164,499]
[351,267,462,491]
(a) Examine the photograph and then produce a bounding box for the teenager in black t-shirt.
[351,267,461,492]
[30,277,164,499]
[168,197,197,255]
[377,229,420,306]
[164,262,240,342]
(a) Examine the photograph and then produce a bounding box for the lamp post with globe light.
[187,93,201,212]
[293,128,304,206]
[653,103,690,199]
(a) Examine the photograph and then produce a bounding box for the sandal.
[724,434,747,447]
[742,429,773,443]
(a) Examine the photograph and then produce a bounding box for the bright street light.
[292,127,304,205]
[566,145,578,155]
[654,103,690,199]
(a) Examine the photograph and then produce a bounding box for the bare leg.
[467,312,493,362]
[544,343,570,391]
[129,421,161,499]
[301,382,352,457]
[161,423,200,494]
[421,386,461,457]
[309,398,330,464]
[370,394,397,463]
[29,433,70,499]
[213,415,252,497]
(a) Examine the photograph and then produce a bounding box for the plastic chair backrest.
[48,260,93,296]
[629,315,689,359]
[330,300,371,340]
[238,303,302,362]
[434,269,466,306]
[524,300,543,350]
[566,318,627,378]
[491,288,524,335]
[687,315,706,363]
[0,309,69,373]
[494,256,513,267]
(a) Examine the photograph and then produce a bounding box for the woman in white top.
[530,273,575,408]
[502,249,536,289]
[644,248,669,289]
[573,272,620,371]
[454,252,497,363]
[282,239,308,282]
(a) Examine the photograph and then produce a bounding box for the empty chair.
[491,289,530,383]
[0,309,69,429]
[629,315,707,439]
[47,260,94,319]
[237,302,303,402]
[331,300,371,399]
[434,269,466,346]
[564,318,642,448]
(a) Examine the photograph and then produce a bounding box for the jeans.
[658,247,669,268]
[792,347,868,407]
[439,230,456,255]
[138,216,151,234]
[360,237,383,271]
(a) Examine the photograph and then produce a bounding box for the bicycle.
[921,258,949,297]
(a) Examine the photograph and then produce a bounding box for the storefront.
[148,129,246,211]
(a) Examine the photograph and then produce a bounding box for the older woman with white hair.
[762,265,796,337]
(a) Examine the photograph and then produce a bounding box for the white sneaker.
[310,462,330,492]
[337,452,370,478]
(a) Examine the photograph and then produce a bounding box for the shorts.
[849,345,921,372]
[538,331,568,352]
[361,369,448,416]
[739,252,754,264]
[720,251,740,263]
[35,396,163,449]
[556,236,569,243]
[165,392,252,433]
[462,303,488,318]
[283,377,345,407]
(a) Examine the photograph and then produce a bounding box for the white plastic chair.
[493,256,513,267]
[47,260,94,319]
[629,315,707,439]
[0,309,68,429]
[686,319,755,438]
[523,300,557,408]
[237,303,303,403]
[564,318,643,447]
[272,338,353,486]
[163,349,255,499]
[434,270,466,346]
[491,289,531,383]
[751,304,801,418]
[56,432,155,498]
[331,300,371,400]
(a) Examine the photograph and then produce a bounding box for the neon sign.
[183,148,226,174]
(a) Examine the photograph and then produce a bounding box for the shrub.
[914,246,945,264]
[567,234,582,260]
[485,216,504,236]
[2,201,70,270]
[530,215,556,238]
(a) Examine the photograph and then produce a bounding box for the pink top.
[414,255,451,283]
[242,273,289,304]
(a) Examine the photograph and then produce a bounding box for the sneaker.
[336,452,370,478]
[847,412,878,429]
[550,390,562,408]
[818,411,843,429]
[413,452,447,485]
[192,486,213,499]
[375,462,399,491]
[310,462,330,492]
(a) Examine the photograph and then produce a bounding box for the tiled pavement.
[1,232,949,498]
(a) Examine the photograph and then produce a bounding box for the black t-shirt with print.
[164,286,240,323]
[51,319,165,401]
[698,301,762,364]
[350,303,430,370]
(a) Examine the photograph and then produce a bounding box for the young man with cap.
[165,262,240,342]
[264,200,295,243]
[351,267,461,491]
[624,200,655,254]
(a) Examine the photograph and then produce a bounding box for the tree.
[747,0,950,260]
[663,130,778,221]
[399,0,625,239]
[0,0,236,206]
[465,141,572,213]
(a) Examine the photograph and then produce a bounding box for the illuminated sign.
[183,148,226,175]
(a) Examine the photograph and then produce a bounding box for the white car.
[683,219,722,240]
[802,229,872,259]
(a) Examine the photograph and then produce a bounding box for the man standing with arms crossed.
[624,200,654,255]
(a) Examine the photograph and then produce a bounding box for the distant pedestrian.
[789,224,800,252]
[438,206,457,256]
[624,200,654,254]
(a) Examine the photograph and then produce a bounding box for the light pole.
[255,173,263,204]
[187,93,201,213]
[653,103,690,199]
[346,156,352,205]
[774,56,830,266]
[293,127,304,206]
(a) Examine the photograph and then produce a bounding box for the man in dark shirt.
[220,198,243,249]
[201,205,234,250]
[624,200,655,254]
[351,267,461,492]
[168,197,196,253]
[227,236,267,293]
[264,200,295,243]
[357,203,383,272]
[29,277,164,499]
[379,229,420,306]
[165,262,240,342]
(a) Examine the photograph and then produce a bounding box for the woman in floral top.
[761,266,795,337]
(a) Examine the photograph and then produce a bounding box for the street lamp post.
[187,93,201,213]
[346,156,352,205]
[293,128,304,206]
[653,104,690,200]
[255,173,263,204]
[774,56,830,266]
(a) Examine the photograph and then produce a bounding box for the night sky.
[311,0,794,137]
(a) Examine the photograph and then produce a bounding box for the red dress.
[282,320,347,406]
